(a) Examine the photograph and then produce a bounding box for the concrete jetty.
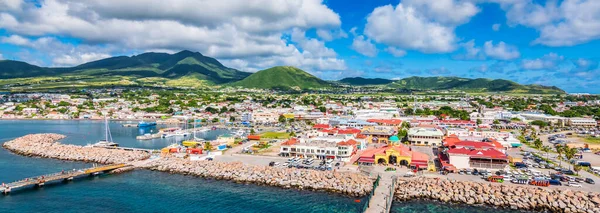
[1,164,127,195]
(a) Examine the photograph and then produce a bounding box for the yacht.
[95,117,119,147]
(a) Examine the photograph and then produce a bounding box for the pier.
[1,164,127,195]
[364,174,396,213]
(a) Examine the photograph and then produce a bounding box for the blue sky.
[1,0,600,93]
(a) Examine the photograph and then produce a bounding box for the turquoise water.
[0,120,520,213]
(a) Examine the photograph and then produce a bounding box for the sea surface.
[0,120,521,213]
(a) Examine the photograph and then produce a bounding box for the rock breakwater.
[395,177,600,213]
[143,157,373,197]
[2,134,150,164]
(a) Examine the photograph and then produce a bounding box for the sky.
[0,0,600,93]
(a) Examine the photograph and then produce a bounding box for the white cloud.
[495,0,600,46]
[452,39,485,60]
[492,23,501,31]
[351,35,378,57]
[363,0,479,53]
[316,29,347,41]
[0,0,346,72]
[0,0,23,12]
[1,35,115,66]
[483,40,520,60]
[385,47,407,57]
[520,52,564,70]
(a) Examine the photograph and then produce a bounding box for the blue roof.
[389,135,400,142]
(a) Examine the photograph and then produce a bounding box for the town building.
[361,126,396,144]
[357,136,430,169]
[279,138,358,162]
[407,127,444,146]
[568,117,597,127]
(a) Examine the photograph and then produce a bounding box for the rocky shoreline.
[2,134,372,197]
[395,177,600,213]
[2,134,150,164]
[143,156,373,197]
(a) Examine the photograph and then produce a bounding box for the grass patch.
[260,132,291,139]
[583,137,600,144]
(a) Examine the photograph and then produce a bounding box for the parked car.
[568,182,582,187]
[585,178,595,184]
[549,179,562,186]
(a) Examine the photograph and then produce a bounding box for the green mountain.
[338,77,394,86]
[230,66,330,90]
[70,50,250,84]
[389,76,565,94]
[0,60,61,79]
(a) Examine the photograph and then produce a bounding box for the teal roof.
[389,135,400,142]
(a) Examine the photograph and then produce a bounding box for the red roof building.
[357,144,430,169]
[247,135,261,140]
[366,119,403,126]
[313,124,330,129]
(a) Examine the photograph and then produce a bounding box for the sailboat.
[182,119,204,147]
[94,117,119,147]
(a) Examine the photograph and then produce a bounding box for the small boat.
[138,120,157,127]
[233,129,246,137]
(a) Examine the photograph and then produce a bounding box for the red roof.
[366,119,402,125]
[440,120,475,124]
[337,128,361,134]
[443,134,461,147]
[281,138,298,146]
[313,124,330,129]
[247,135,261,140]
[453,141,496,149]
[447,147,507,159]
[337,139,357,146]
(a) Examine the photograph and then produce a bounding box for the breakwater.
[2,134,372,197]
[2,134,150,164]
[143,157,373,197]
[394,177,600,213]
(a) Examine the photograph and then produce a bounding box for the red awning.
[410,161,428,168]
[327,156,336,159]
[358,158,374,163]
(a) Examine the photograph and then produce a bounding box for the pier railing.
[361,174,381,212]
[385,175,397,212]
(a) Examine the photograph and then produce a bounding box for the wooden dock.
[1,164,127,195]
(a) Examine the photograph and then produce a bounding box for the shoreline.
[394,177,600,213]
[2,134,372,197]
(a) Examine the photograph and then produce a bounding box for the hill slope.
[70,50,250,84]
[0,60,61,79]
[338,77,393,86]
[230,66,330,89]
[389,76,565,94]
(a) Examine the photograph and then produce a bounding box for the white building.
[568,118,597,127]
[251,112,278,123]
[279,137,358,162]
[407,127,444,146]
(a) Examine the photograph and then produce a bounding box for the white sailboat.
[95,117,119,147]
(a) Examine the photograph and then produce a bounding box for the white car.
[568,182,582,187]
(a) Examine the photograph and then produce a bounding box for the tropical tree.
[203,142,213,151]
[278,114,286,123]
[476,119,482,125]
[574,165,582,175]
[541,146,551,160]
[250,129,256,135]
[563,147,578,170]
[533,138,543,150]
[555,145,563,167]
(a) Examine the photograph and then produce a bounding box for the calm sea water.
[0,120,520,213]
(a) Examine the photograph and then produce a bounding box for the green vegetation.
[388,76,565,94]
[260,131,291,139]
[338,77,393,86]
[530,120,549,127]
[230,66,330,90]
[583,137,600,144]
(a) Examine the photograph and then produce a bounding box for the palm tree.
[574,165,582,175]
[203,142,213,151]
[563,147,578,170]
[533,138,543,150]
[555,145,563,167]
[541,146,551,161]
